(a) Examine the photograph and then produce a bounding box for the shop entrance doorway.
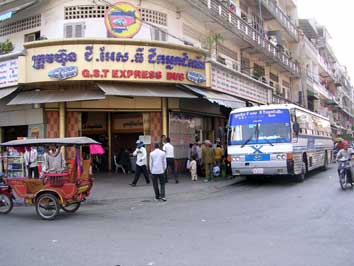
[3,125,28,142]
[81,112,144,173]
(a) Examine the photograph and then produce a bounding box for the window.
[24,31,41,42]
[217,55,226,65]
[270,73,279,82]
[150,27,167,41]
[64,23,85,38]
[241,57,250,75]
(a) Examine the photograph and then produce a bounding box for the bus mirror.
[293,122,300,136]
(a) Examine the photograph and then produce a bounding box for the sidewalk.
[89,172,245,204]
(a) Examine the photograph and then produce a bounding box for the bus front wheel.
[295,161,307,182]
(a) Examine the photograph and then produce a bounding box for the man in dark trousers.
[130,140,150,186]
[163,137,178,183]
[150,142,167,201]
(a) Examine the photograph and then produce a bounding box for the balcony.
[307,74,331,100]
[318,55,335,80]
[260,0,299,42]
[186,0,300,77]
[272,94,294,105]
[209,60,272,104]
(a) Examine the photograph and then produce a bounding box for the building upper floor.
[0,0,301,77]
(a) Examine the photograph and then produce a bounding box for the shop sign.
[105,2,142,38]
[211,64,269,104]
[28,124,44,139]
[0,59,18,88]
[113,117,143,132]
[186,71,206,84]
[48,66,78,80]
[22,41,207,86]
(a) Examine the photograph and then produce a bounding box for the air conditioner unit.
[25,33,36,42]
[232,63,239,71]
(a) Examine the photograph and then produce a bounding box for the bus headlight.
[276,154,286,160]
[232,156,242,162]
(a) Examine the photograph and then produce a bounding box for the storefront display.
[169,112,202,159]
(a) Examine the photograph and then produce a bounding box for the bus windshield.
[229,109,291,145]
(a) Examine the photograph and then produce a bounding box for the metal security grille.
[0,14,41,37]
[64,5,167,26]
[138,7,167,26]
[64,5,109,19]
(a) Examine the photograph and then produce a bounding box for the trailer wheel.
[35,193,60,220]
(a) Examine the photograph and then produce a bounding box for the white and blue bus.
[228,104,333,181]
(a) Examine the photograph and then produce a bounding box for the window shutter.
[75,24,83,37]
[161,30,167,41]
[64,25,73,38]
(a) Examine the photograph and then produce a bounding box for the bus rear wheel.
[321,152,328,171]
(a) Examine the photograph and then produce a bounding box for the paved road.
[1,165,353,266]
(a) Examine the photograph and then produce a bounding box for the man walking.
[150,142,167,201]
[163,137,178,183]
[130,140,150,186]
[202,140,214,182]
[24,146,39,178]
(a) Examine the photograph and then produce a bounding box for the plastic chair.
[113,155,126,174]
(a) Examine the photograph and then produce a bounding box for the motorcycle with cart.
[0,137,103,220]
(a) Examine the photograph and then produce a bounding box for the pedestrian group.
[129,136,228,201]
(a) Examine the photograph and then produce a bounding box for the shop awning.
[181,85,246,109]
[97,83,198,98]
[0,86,17,99]
[7,88,105,105]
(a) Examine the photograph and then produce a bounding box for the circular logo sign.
[105,2,142,38]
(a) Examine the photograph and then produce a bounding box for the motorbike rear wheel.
[0,194,13,214]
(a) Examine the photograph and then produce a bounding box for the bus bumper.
[231,161,290,176]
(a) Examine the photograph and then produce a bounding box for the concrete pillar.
[59,102,66,157]
[59,102,66,138]
[162,98,168,136]
[107,112,112,172]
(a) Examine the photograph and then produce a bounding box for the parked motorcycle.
[337,158,353,190]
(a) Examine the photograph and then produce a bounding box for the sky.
[297,0,354,82]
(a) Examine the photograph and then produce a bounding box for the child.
[190,155,198,181]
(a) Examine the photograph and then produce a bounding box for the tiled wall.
[66,111,80,159]
[150,112,162,144]
[46,111,59,138]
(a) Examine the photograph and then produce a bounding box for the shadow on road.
[230,167,329,188]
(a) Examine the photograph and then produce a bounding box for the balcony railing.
[188,0,300,77]
[272,94,295,105]
[304,37,319,58]
[260,0,298,41]
[318,55,335,80]
[307,74,331,99]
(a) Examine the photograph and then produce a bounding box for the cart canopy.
[0,137,100,147]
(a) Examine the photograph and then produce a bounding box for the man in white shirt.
[163,137,178,183]
[130,141,150,186]
[24,146,39,178]
[150,142,167,201]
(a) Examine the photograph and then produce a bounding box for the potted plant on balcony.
[252,68,264,80]
[0,39,14,55]
[205,33,224,59]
